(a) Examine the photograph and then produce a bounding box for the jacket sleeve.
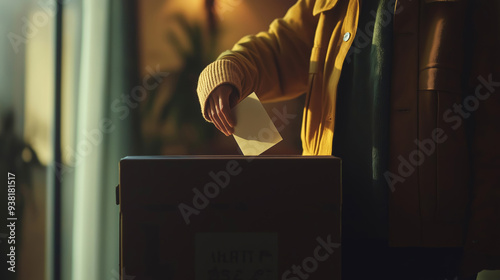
[197,0,318,120]
[462,0,500,275]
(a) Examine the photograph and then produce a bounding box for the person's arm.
[197,0,318,135]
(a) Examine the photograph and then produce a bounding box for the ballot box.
[118,156,341,280]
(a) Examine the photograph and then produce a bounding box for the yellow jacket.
[198,0,354,155]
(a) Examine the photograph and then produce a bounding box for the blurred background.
[0,0,302,279]
[0,0,498,280]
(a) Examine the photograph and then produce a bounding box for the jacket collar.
[312,0,339,16]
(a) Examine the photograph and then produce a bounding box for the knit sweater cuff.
[197,59,243,121]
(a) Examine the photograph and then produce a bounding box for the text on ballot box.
[195,232,278,280]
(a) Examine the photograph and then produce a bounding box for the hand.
[206,84,239,136]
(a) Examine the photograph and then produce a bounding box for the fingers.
[214,103,232,136]
[218,94,235,131]
[208,96,232,136]
[208,98,226,135]
[207,85,238,136]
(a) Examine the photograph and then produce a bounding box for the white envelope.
[232,93,283,156]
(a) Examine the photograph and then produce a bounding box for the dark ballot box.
[117,156,342,280]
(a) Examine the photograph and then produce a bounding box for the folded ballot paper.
[232,93,283,156]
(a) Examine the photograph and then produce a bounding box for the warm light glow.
[23,9,55,166]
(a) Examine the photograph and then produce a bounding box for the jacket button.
[343,32,351,42]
